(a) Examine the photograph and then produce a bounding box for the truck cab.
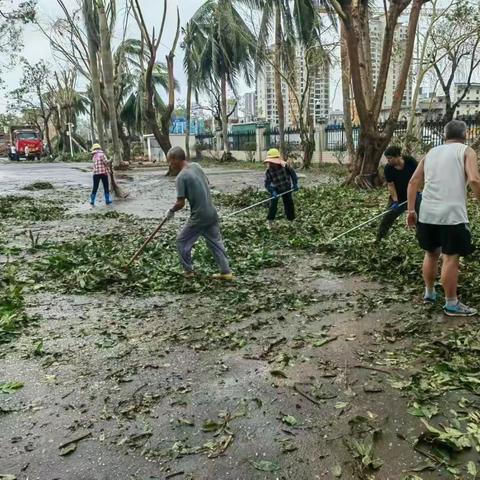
[10,127,44,160]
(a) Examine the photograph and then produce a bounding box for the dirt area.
[0,161,477,480]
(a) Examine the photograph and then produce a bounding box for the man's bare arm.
[406,160,424,227]
[407,160,424,211]
[465,146,480,200]
[171,198,186,213]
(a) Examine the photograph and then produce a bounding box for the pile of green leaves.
[53,152,91,163]
[0,195,65,221]
[27,183,480,303]
[0,266,30,345]
[23,181,54,191]
[30,219,280,295]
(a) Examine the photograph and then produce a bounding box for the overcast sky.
[1,0,206,111]
[0,0,342,113]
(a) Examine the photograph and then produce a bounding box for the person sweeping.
[376,145,419,241]
[264,148,299,228]
[166,146,233,281]
[90,143,112,206]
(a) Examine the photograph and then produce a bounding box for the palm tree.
[181,21,204,159]
[245,0,322,156]
[192,0,256,160]
[116,41,171,136]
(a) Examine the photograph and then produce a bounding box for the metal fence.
[326,118,480,151]
[196,117,480,154]
[196,133,215,150]
[228,132,256,151]
[264,127,302,150]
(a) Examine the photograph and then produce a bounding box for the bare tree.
[82,0,105,146]
[130,0,180,162]
[97,0,123,167]
[428,0,480,122]
[330,0,429,187]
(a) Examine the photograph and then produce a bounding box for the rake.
[328,200,407,243]
[125,189,296,267]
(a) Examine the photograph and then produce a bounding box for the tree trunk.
[118,120,130,163]
[350,130,389,188]
[471,135,480,157]
[86,36,105,147]
[144,58,172,162]
[97,1,122,167]
[444,105,455,123]
[340,23,355,164]
[44,117,52,155]
[274,7,286,156]
[185,79,192,159]
[340,0,425,186]
[220,73,230,160]
[89,103,95,142]
[302,137,315,169]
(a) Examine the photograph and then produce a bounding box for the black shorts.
[416,222,474,256]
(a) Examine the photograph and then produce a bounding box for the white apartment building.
[370,16,413,117]
[455,83,480,117]
[256,45,330,128]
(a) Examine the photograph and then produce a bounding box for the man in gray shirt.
[407,120,480,316]
[167,147,233,280]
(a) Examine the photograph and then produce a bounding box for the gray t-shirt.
[176,163,218,226]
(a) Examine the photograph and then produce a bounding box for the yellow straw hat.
[91,143,102,153]
[264,148,286,166]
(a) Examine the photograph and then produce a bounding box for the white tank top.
[419,143,468,225]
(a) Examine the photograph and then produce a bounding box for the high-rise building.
[256,45,330,128]
[370,16,413,115]
[242,92,257,122]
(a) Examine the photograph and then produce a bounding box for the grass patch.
[23,181,55,191]
[0,195,65,221]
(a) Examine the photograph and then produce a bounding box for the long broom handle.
[223,188,295,219]
[328,200,407,243]
[125,216,169,268]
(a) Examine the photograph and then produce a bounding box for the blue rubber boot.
[105,192,112,205]
[90,194,96,206]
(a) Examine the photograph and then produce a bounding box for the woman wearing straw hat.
[90,143,112,206]
[264,148,299,228]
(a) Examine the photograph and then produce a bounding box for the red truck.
[9,126,44,160]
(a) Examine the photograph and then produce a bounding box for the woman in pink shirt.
[90,143,112,206]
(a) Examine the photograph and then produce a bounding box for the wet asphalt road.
[0,159,93,194]
[0,159,267,219]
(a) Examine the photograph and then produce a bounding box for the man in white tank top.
[406,120,480,317]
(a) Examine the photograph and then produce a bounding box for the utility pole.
[67,122,74,158]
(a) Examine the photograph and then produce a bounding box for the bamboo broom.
[108,164,129,199]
